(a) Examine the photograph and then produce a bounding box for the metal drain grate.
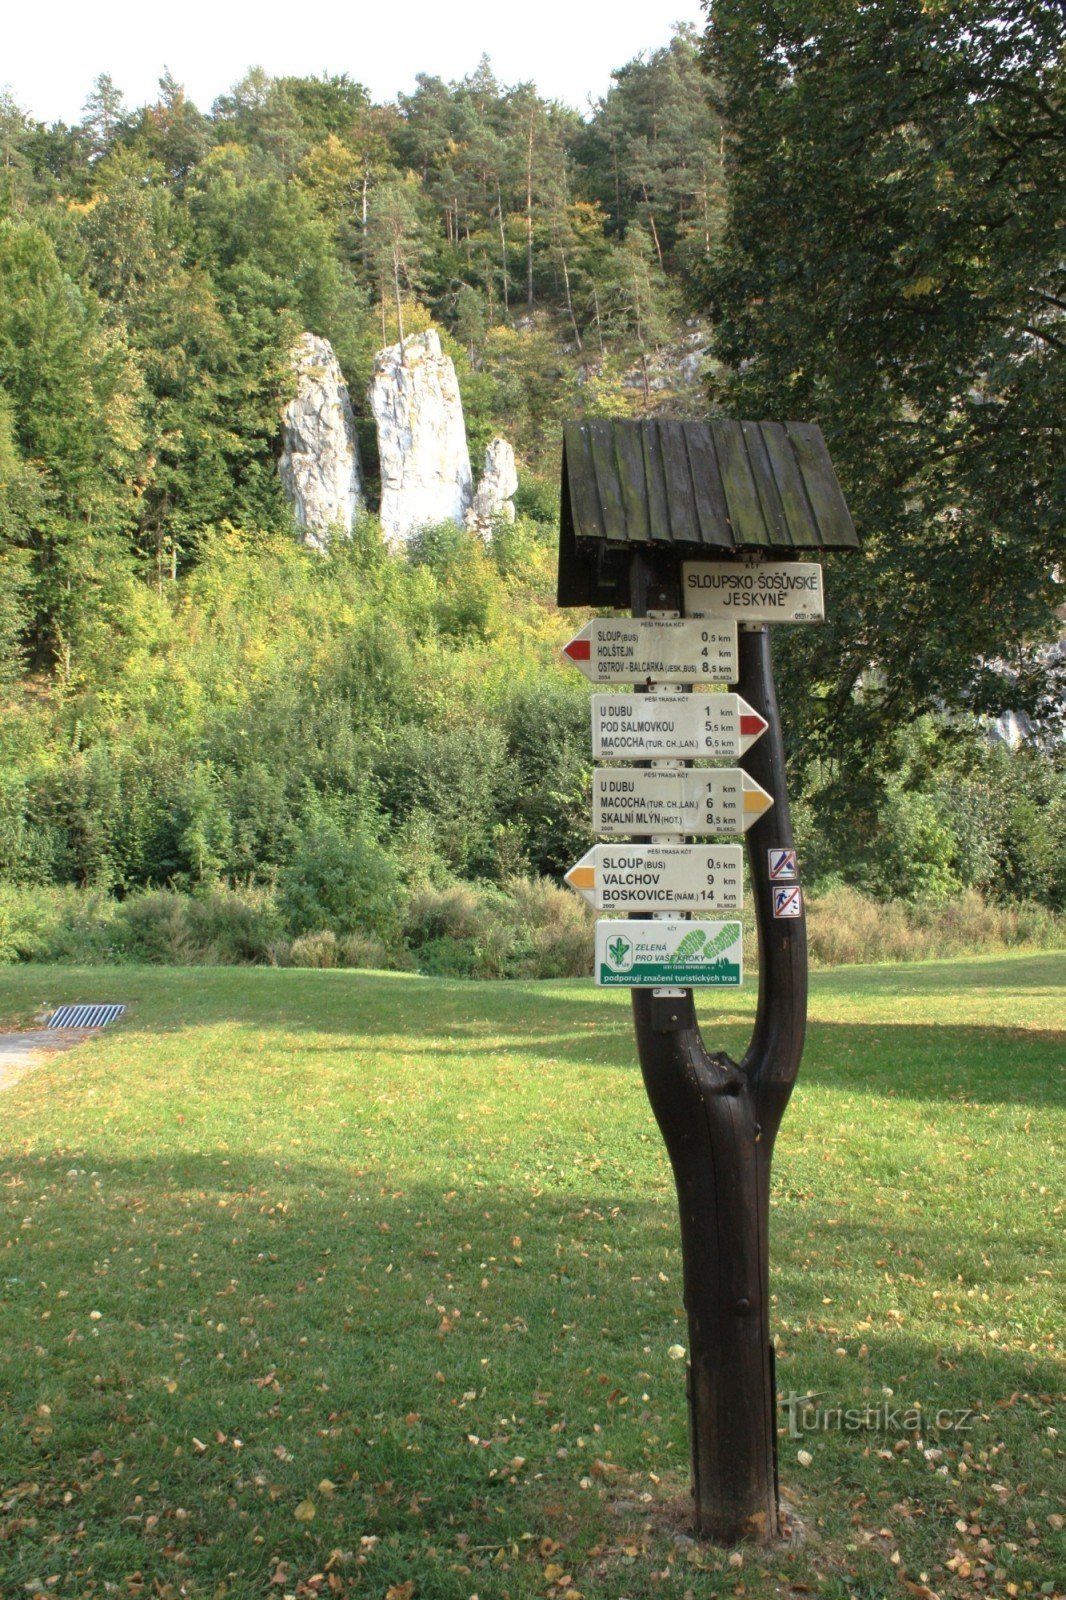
[47,1004,126,1029]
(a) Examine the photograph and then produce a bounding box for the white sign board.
[592,768,773,836]
[683,560,824,623]
[562,618,738,684]
[592,693,768,759]
[596,918,744,988]
[565,843,744,912]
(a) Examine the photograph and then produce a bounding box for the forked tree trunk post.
[628,552,807,1544]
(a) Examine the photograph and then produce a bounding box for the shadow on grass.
[0,956,1062,1110]
[0,1152,1059,1593]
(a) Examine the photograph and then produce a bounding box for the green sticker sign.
[595,919,744,988]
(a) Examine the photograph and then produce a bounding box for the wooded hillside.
[0,12,1062,966]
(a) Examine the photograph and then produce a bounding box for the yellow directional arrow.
[743,778,775,817]
[565,865,596,890]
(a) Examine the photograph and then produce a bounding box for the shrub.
[504,875,594,979]
[113,892,199,964]
[337,932,412,970]
[182,888,283,963]
[806,884,1064,967]
[278,823,403,941]
[404,882,514,977]
[0,884,120,964]
[375,723,518,879]
[289,930,340,968]
[403,875,595,979]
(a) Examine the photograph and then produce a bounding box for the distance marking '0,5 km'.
[565,843,745,913]
[562,617,739,684]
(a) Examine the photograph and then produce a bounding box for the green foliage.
[0,882,285,965]
[376,718,518,879]
[278,819,402,941]
[796,716,1066,911]
[402,874,595,978]
[0,32,1060,941]
[579,24,724,266]
[704,0,1065,761]
[501,678,592,878]
[405,520,499,639]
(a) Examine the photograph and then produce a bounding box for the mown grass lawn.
[0,954,1063,1600]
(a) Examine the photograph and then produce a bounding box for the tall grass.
[805,884,1062,966]
[0,878,1060,976]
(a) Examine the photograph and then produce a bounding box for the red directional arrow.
[590,693,769,759]
[563,637,591,662]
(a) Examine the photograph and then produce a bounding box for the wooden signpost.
[557,418,859,1545]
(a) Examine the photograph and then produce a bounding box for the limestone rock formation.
[469,437,518,533]
[279,333,363,550]
[369,330,473,545]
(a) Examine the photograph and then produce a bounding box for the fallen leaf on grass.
[294,1498,316,1522]
[385,1583,415,1600]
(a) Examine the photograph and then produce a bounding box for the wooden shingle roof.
[558,418,859,607]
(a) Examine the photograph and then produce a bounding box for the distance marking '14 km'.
[593,768,774,836]
[683,559,825,624]
[562,617,738,684]
[565,843,744,913]
[768,847,798,881]
[773,886,803,919]
[592,694,768,759]
[596,918,744,988]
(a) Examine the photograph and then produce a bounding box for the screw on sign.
[556,417,860,1546]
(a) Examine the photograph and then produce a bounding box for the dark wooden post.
[629,552,806,1544]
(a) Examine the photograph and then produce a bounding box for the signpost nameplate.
[592,693,768,759]
[592,768,774,836]
[683,560,824,623]
[563,617,738,683]
[596,918,744,988]
[566,843,744,912]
